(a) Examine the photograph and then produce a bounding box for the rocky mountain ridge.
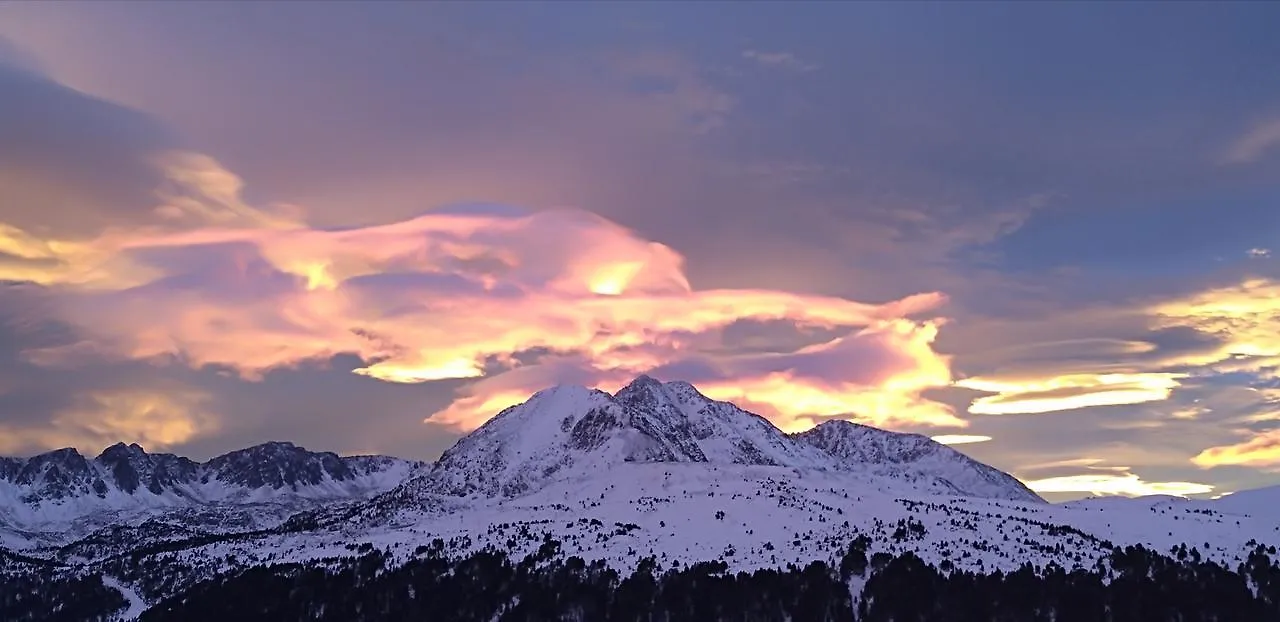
[407,375,1042,503]
[0,441,420,545]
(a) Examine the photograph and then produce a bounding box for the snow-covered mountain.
[409,375,1036,502]
[792,419,1043,503]
[415,376,834,499]
[4,375,1279,620]
[0,441,420,546]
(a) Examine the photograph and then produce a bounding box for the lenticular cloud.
[5,153,958,434]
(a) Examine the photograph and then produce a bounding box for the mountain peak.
[97,442,147,460]
[415,378,1043,504]
[613,373,696,410]
[620,373,663,391]
[793,420,1044,503]
[419,376,836,499]
[42,447,86,460]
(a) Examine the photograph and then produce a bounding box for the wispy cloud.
[931,434,992,445]
[1220,118,1280,165]
[1192,429,1280,468]
[1151,278,1280,374]
[742,49,817,73]
[1023,464,1214,498]
[957,372,1185,416]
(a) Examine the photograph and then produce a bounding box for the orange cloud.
[1023,466,1214,497]
[430,316,962,432]
[4,152,958,436]
[1192,429,1280,468]
[956,372,1185,416]
[428,319,958,433]
[1151,278,1280,374]
[941,278,1280,420]
[0,388,217,455]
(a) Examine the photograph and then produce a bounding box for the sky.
[1,2,1279,501]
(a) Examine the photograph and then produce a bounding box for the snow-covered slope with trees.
[2,375,1279,620]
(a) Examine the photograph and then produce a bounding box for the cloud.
[1192,429,1280,468]
[931,434,991,445]
[1221,118,1280,165]
[0,59,179,237]
[1,151,302,289]
[957,372,1185,415]
[1151,278,1280,375]
[1024,471,1214,498]
[1021,459,1215,497]
[428,320,960,434]
[1247,248,1271,259]
[0,44,962,453]
[683,320,961,432]
[42,203,943,379]
[941,276,1280,421]
[5,158,957,438]
[742,49,817,72]
[426,318,960,434]
[6,3,1278,493]
[0,388,217,455]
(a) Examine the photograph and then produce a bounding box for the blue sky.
[1,2,1279,500]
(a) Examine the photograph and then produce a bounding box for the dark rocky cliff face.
[203,442,354,490]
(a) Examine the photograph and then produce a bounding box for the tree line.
[4,536,1280,621]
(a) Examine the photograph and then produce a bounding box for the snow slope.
[104,459,1280,611]
[1209,485,1280,521]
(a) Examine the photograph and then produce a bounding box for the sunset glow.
[2,1,1279,500]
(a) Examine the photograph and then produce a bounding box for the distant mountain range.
[0,440,419,548]
[2,375,1278,621]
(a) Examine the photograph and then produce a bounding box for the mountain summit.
[792,420,1043,503]
[416,375,1041,503]
[420,376,831,498]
